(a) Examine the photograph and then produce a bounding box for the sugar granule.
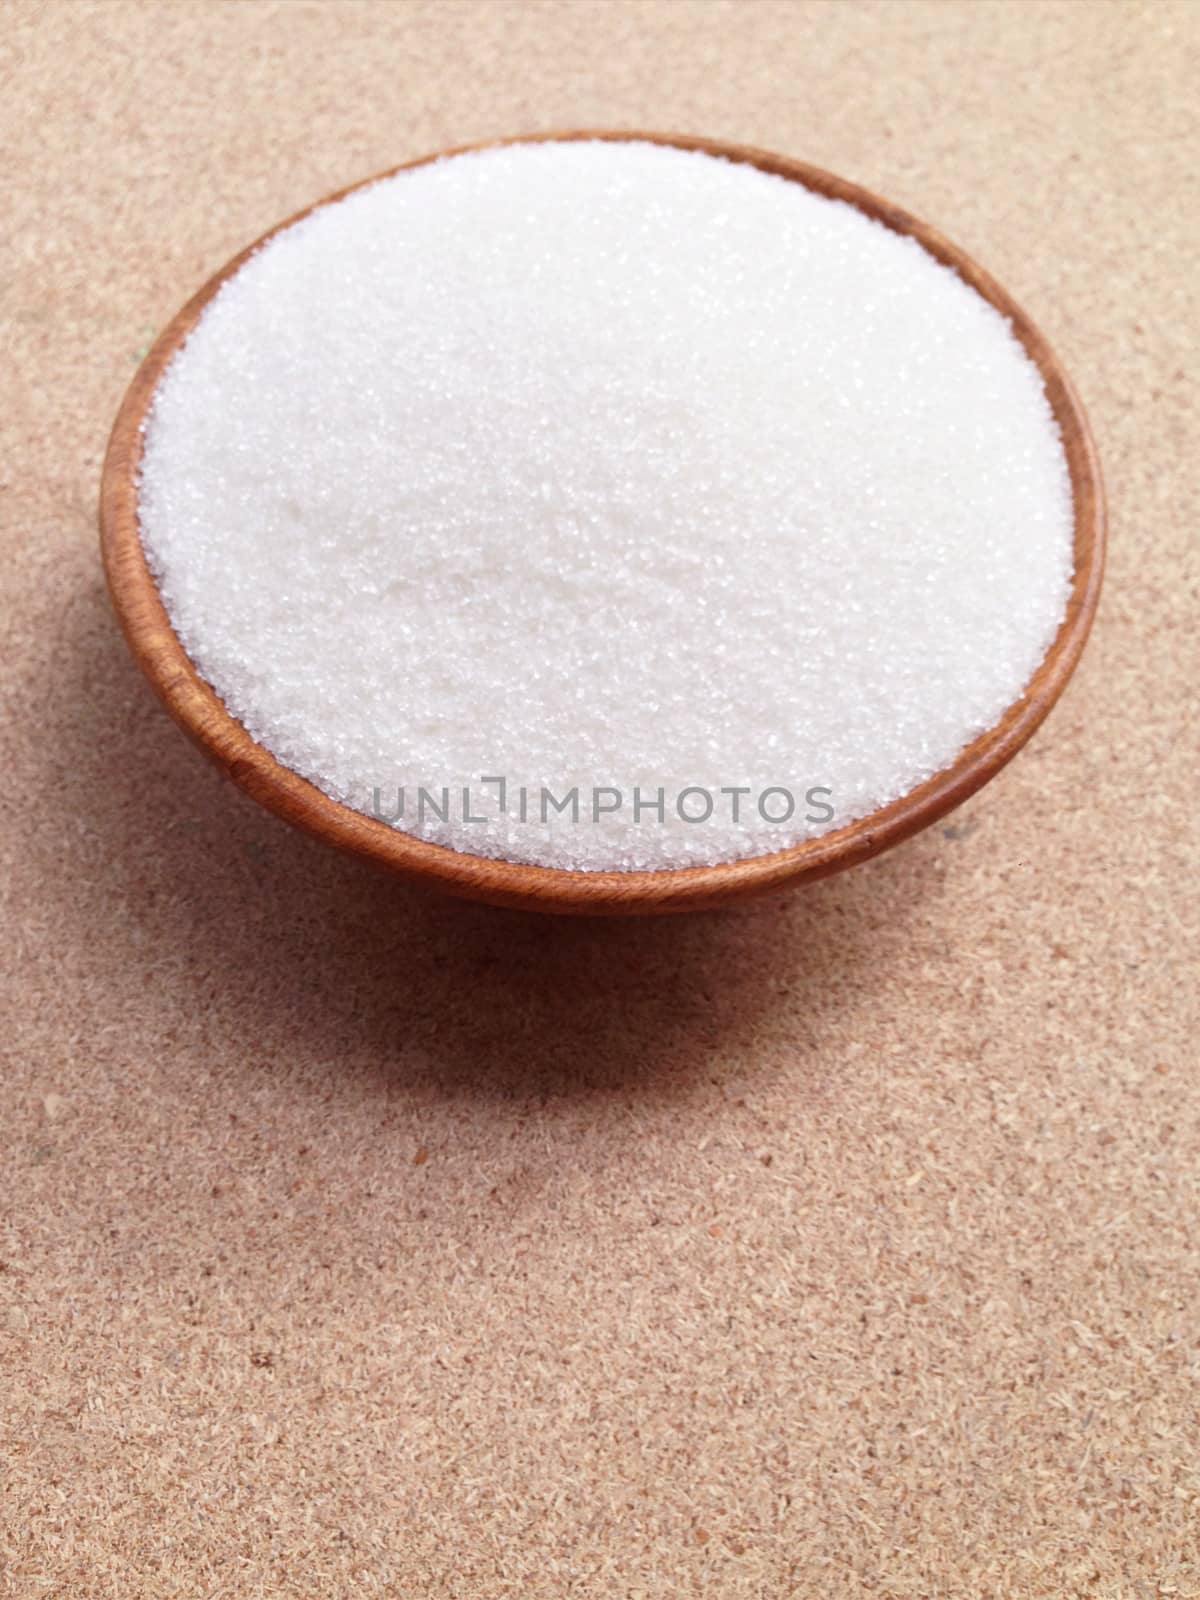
[138,140,1073,871]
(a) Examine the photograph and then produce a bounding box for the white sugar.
[138,140,1072,871]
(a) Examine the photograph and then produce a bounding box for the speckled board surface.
[2,2,1198,1595]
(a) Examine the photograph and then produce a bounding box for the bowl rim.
[99,129,1106,915]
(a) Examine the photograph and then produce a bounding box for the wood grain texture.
[99,130,1105,915]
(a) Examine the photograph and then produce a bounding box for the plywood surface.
[2,2,1197,1595]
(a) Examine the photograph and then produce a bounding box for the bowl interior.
[100,131,1105,914]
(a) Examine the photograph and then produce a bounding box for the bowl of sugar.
[101,132,1104,914]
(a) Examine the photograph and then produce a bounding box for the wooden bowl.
[100,131,1105,915]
